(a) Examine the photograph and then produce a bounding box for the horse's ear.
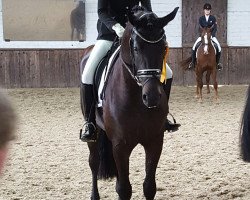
[155,7,179,28]
[208,24,215,32]
[127,9,137,26]
[199,25,205,33]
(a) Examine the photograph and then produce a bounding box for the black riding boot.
[80,84,97,142]
[163,78,181,132]
[188,50,196,69]
[216,51,223,71]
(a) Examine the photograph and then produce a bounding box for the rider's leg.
[80,40,113,142]
[212,37,223,70]
[163,64,181,132]
[189,37,201,69]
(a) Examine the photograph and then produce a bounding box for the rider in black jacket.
[97,0,152,41]
[189,3,223,70]
[80,0,180,142]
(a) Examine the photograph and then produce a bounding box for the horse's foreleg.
[212,70,219,102]
[71,28,74,41]
[206,71,211,94]
[196,72,203,102]
[77,31,81,41]
[195,85,199,99]
[113,144,132,200]
[87,142,100,200]
[143,137,163,200]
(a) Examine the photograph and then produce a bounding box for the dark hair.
[203,3,212,10]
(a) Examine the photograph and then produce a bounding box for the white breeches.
[211,37,221,52]
[81,40,113,84]
[192,36,221,52]
[192,37,202,50]
[166,63,173,79]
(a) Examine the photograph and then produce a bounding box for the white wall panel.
[0,0,249,48]
[227,0,250,46]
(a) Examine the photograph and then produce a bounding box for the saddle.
[93,40,120,105]
[91,40,120,131]
[194,40,219,56]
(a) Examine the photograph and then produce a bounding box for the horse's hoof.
[214,98,220,104]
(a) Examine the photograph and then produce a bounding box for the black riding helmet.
[203,3,212,10]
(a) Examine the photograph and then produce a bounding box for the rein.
[121,27,165,87]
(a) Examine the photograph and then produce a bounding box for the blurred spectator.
[0,89,16,175]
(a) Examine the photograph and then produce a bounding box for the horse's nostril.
[142,94,147,101]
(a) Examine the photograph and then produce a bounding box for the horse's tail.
[98,130,117,179]
[180,57,192,70]
[240,86,250,162]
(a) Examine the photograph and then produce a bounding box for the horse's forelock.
[133,12,163,36]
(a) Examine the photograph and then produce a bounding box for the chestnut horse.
[240,86,250,162]
[181,27,218,102]
[79,7,179,200]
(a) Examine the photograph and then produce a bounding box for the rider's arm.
[141,0,152,12]
[199,16,205,28]
[211,16,217,37]
[198,16,204,35]
[98,0,118,31]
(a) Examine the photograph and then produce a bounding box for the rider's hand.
[112,23,125,38]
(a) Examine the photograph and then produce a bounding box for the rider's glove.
[112,23,125,38]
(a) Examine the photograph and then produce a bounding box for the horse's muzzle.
[141,79,162,108]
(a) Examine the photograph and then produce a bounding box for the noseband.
[122,27,166,86]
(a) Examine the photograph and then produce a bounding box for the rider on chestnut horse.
[189,3,223,71]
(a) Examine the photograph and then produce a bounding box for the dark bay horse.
[80,7,179,200]
[240,86,250,162]
[181,27,218,103]
[70,1,85,41]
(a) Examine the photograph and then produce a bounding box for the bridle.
[200,25,214,54]
[121,27,166,87]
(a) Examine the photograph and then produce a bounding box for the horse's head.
[120,6,179,108]
[199,26,214,55]
[201,26,213,43]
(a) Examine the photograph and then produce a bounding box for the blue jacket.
[199,15,217,37]
[97,0,152,41]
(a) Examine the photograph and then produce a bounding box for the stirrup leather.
[165,113,181,133]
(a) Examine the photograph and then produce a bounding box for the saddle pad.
[97,45,121,107]
[196,41,217,57]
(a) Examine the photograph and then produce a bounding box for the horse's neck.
[111,56,139,91]
[120,24,133,64]
[200,39,214,53]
